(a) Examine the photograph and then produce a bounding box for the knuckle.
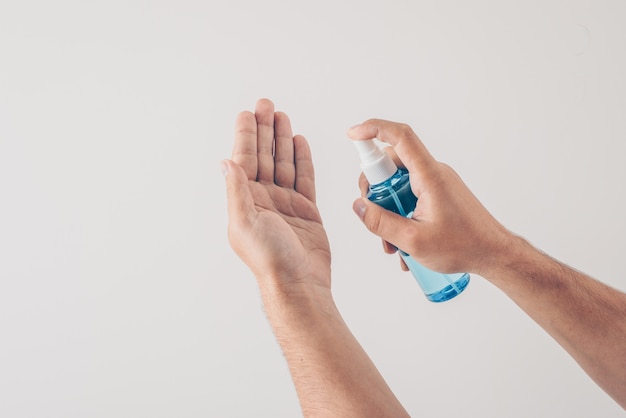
[366,209,382,234]
[363,118,379,126]
[398,123,414,137]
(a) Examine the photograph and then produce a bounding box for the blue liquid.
[367,168,470,302]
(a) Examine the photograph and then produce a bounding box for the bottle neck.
[369,168,404,189]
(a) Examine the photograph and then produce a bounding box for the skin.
[223,99,409,417]
[223,99,626,415]
[348,121,626,409]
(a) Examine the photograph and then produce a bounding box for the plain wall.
[1,0,625,416]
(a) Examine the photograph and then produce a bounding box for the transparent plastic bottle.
[354,140,470,302]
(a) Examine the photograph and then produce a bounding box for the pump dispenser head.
[353,140,399,185]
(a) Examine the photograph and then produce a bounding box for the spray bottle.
[354,139,470,302]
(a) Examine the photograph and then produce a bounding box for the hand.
[349,119,513,276]
[223,99,331,294]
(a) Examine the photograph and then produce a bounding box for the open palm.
[224,99,331,290]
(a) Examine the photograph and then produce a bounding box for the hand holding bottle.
[349,119,513,278]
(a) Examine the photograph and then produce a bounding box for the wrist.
[477,228,537,282]
[478,232,540,284]
[256,275,337,323]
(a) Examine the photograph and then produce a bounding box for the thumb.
[222,159,256,230]
[352,197,419,253]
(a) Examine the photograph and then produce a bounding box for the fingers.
[353,197,421,256]
[294,135,316,203]
[222,159,256,233]
[380,238,406,271]
[255,99,276,182]
[348,119,436,179]
[400,255,409,271]
[358,172,369,197]
[232,111,258,180]
[274,111,296,188]
[382,240,397,254]
[234,99,312,200]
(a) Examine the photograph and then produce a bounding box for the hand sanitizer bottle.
[354,139,470,302]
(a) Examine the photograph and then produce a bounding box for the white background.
[1,0,625,417]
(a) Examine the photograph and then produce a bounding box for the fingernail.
[353,198,366,219]
[348,123,361,131]
[220,160,229,178]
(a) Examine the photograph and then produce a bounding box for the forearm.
[258,280,409,418]
[483,235,626,408]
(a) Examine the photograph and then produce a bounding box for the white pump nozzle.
[353,140,398,185]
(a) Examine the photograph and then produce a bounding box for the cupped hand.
[223,99,331,293]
